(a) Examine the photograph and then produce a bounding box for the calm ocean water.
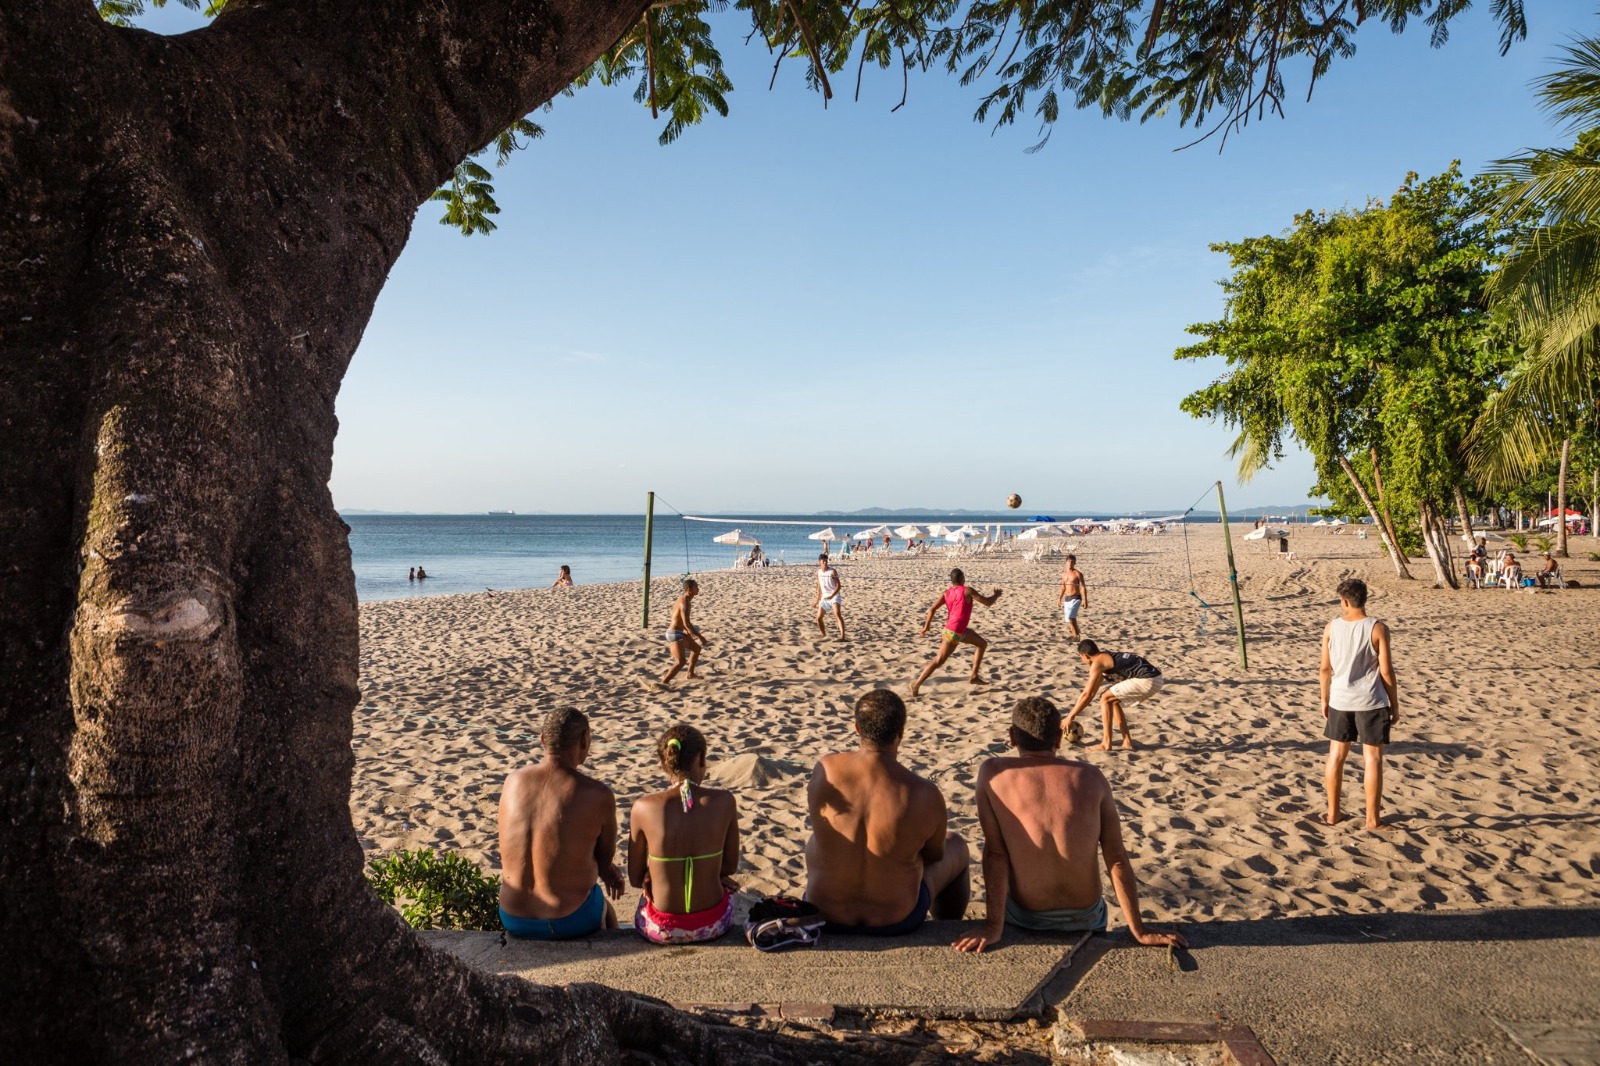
[347,512,1222,602]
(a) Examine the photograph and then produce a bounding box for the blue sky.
[138,6,1592,514]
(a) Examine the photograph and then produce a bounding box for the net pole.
[1215,480,1249,671]
[641,491,655,629]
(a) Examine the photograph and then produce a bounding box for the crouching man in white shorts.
[1063,640,1164,751]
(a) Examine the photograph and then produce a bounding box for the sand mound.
[707,752,806,789]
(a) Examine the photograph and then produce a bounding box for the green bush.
[1509,532,1529,551]
[1588,551,1600,562]
[1535,534,1553,554]
[366,848,500,930]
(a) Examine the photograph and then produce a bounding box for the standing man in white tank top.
[814,554,846,641]
[1318,578,1398,830]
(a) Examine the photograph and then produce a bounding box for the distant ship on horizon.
[486,510,516,516]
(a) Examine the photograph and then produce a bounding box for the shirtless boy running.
[908,568,1001,698]
[660,579,706,687]
[1056,554,1088,640]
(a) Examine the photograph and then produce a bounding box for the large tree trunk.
[1556,437,1571,558]
[1453,485,1475,545]
[0,4,926,1063]
[1418,498,1458,589]
[1369,447,1405,562]
[1338,456,1414,579]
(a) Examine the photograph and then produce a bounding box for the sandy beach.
[351,526,1600,928]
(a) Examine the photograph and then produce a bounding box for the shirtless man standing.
[908,568,1001,698]
[1056,554,1088,640]
[805,690,971,934]
[814,553,846,640]
[953,697,1186,953]
[497,708,625,939]
[660,579,705,686]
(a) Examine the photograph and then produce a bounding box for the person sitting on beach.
[908,568,1001,699]
[1062,640,1163,751]
[952,697,1187,954]
[748,545,766,567]
[497,708,625,940]
[659,579,705,687]
[1500,552,1522,589]
[629,724,741,944]
[814,553,846,641]
[1536,552,1561,588]
[804,690,971,934]
[550,564,573,588]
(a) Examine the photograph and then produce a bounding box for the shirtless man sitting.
[805,690,971,934]
[953,697,1186,953]
[497,708,625,939]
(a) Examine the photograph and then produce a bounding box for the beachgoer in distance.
[1537,553,1560,588]
[629,723,741,943]
[408,567,416,582]
[415,566,428,580]
[1319,578,1398,830]
[814,553,846,641]
[497,708,625,939]
[1063,640,1164,751]
[805,690,971,933]
[908,568,1001,698]
[1056,553,1088,640]
[659,579,705,687]
[953,697,1187,953]
[748,545,765,567]
[550,565,573,588]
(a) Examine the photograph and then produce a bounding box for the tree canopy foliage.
[102,0,1529,230]
[1176,165,1520,573]
[1473,35,1600,488]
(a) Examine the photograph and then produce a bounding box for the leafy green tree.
[4,1,1528,1062]
[1177,166,1521,586]
[1473,36,1600,555]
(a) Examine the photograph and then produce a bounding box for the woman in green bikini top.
[628,724,742,942]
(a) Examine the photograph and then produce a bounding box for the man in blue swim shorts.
[803,690,971,935]
[952,697,1186,954]
[498,708,626,939]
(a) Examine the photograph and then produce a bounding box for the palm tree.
[1471,36,1600,558]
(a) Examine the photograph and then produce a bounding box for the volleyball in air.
[1006,493,1022,510]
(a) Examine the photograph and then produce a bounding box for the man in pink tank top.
[908,568,1002,698]
[1318,577,1398,830]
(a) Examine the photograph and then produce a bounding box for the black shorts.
[1325,708,1391,746]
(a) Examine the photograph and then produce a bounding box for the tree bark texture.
[1453,486,1474,546]
[0,3,935,1063]
[1337,456,1414,579]
[1556,437,1570,557]
[1417,499,1457,590]
[1368,447,1405,565]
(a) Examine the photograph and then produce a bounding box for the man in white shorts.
[1063,640,1163,751]
[1056,554,1088,640]
[814,554,846,640]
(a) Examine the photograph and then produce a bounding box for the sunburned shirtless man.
[1056,554,1088,640]
[497,708,625,939]
[804,689,971,934]
[660,579,706,686]
[952,697,1186,953]
[908,568,1001,698]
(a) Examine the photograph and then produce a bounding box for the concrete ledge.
[422,922,1088,1019]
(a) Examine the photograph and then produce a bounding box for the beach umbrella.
[944,528,975,543]
[924,523,950,537]
[954,524,981,536]
[711,529,761,546]
[893,524,923,539]
[1029,515,1056,523]
[808,527,838,552]
[1015,526,1046,540]
[852,528,877,541]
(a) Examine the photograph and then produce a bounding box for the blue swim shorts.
[500,884,606,940]
[1062,597,1082,621]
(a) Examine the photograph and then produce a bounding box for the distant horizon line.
[339,503,1327,517]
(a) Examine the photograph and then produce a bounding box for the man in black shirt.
[1063,640,1164,751]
